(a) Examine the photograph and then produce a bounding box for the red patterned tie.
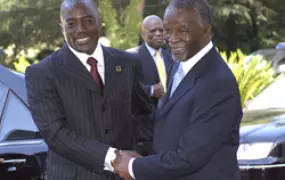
[87,57,104,92]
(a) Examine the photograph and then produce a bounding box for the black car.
[0,65,48,180]
[239,109,285,180]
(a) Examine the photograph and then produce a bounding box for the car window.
[0,82,9,115]
[0,91,39,141]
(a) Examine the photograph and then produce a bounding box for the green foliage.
[220,49,280,107]
[13,56,38,73]
[98,0,143,49]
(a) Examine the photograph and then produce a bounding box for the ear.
[59,23,64,35]
[204,24,212,39]
[140,31,144,38]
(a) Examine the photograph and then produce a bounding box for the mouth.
[155,39,164,42]
[171,47,184,54]
[76,37,90,44]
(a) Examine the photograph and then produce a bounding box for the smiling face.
[60,2,100,55]
[163,7,211,61]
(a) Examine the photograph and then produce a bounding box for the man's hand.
[0,158,4,163]
[113,151,141,179]
[124,150,142,158]
[153,83,165,99]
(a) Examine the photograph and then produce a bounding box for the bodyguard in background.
[127,15,174,109]
[127,15,174,156]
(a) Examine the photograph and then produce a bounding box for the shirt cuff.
[150,85,154,96]
[104,147,117,172]
[128,158,136,179]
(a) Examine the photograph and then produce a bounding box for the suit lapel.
[157,62,179,109]
[161,49,173,74]
[103,47,123,95]
[156,47,217,118]
[140,44,159,79]
[58,45,100,92]
[156,70,195,118]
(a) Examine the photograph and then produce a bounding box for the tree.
[209,0,282,55]
[0,0,144,68]
[98,0,144,50]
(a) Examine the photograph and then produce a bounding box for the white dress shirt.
[68,43,117,172]
[128,41,214,179]
[68,43,105,83]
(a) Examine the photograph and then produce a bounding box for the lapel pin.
[115,65,122,72]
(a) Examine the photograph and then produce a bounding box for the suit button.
[105,129,110,134]
[101,104,106,112]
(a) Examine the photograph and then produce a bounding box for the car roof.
[0,64,28,105]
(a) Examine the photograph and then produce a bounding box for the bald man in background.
[127,15,174,156]
[127,15,174,108]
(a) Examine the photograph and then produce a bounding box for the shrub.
[220,49,280,107]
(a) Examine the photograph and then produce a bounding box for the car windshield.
[0,90,39,141]
[245,76,285,110]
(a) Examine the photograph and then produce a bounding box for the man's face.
[61,3,100,55]
[141,19,164,50]
[163,8,210,61]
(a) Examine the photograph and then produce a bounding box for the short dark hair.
[167,0,212,26]
[60,0,99,22]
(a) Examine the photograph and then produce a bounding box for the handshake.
[112,150,142,180]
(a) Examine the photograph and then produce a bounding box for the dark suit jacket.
[127,43,174,107]
[126,43,174,155]
[132,47,243,180]
[25,45,152,180]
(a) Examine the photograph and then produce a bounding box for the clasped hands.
[112,150,142,180]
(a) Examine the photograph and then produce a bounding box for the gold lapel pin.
[115,65,122,72]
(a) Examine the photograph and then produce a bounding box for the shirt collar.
[145,42,160,57]
[180,41,213,74]
[68,43,104,66]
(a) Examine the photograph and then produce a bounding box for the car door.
[0,81,46,180]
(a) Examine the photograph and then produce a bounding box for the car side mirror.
[4,129,42,140]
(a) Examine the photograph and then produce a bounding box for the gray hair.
[166,0,212,27]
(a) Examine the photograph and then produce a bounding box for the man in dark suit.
[127,15,174,108]
[25,0,152,180]
[113,0,243,179]
[126,15,174,156]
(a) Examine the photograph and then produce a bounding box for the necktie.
[87,57,104,92]
[170,64,185,97]
[156,50,167,92]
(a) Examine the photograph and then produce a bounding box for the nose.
[168,31,180,44]
[155,29,163,36]
[76,21,86,33]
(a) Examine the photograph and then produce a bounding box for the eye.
[179,28,188,32]
[67,22,75,27]
[85,17,94,24]
[163,28,170,33]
